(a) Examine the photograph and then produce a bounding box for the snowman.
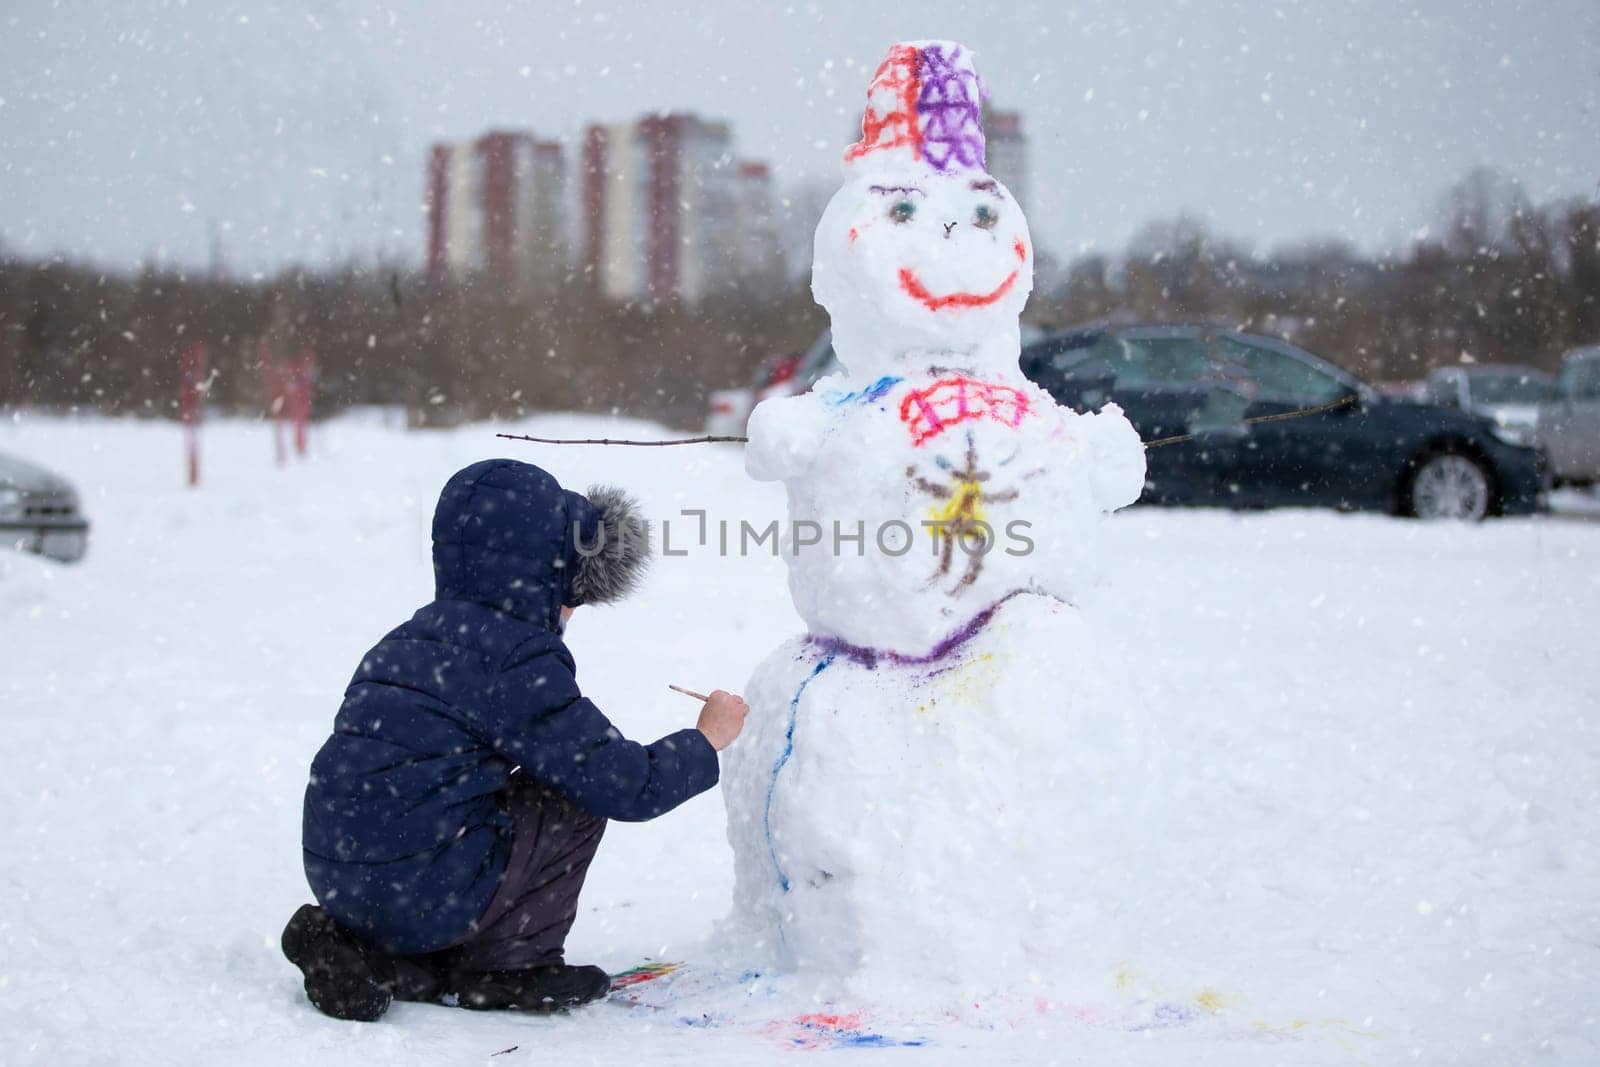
[721,41,1149,1006]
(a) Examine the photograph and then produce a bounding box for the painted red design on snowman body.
[898,376,1033,446]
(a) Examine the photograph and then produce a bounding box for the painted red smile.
[898,239,1027,311]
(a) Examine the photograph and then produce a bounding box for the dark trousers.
[395,778,606,994]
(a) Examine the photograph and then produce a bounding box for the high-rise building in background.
[731,162,784,291]
[583,113,782,304]
[426,131,568,292]
[983,110,1028,214]
[425,114,785,302]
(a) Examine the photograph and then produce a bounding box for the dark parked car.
[1,451,90,562]
[1020,325,1544,519]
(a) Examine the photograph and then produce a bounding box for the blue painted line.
[764,653,835,893]
[824,375,902,407]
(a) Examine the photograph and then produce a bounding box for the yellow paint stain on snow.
[944,653,995,705]
[1252,1018,1378,1040]
[917,653,996,715]
[951,657,995,705]
[1115,964,1379,1044]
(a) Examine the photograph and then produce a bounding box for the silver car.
[1537,346,1600,487]
[0,452,90,563]
[1422,364,1552,449]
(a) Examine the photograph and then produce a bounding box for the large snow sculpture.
[722,41,1149,1006]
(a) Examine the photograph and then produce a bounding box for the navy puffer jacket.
[302,459,718,955]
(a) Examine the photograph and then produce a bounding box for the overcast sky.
[3,0,1597,275]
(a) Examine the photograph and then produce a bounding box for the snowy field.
[2,413,1597,1065]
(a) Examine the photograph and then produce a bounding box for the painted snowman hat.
[813,41,1033,379]
[843,40,990,177]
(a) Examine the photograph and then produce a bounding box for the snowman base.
[720,592,1152,1008]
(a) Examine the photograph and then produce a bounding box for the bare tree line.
[1033,168,1600,383]
[0,261,825,428]
[1,168,1595,428]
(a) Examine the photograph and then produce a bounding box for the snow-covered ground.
[2,414,1596,1065]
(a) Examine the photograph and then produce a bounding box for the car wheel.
[1405,451,1492,520]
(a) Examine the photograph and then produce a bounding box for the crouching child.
[282,459,748,1020]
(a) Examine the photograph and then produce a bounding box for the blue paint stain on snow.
[825,375,902,407]
[834,1033,929,1048]
[1126,1001,1203,1031]
[788,1018,929,1049]
[764,654,835,893]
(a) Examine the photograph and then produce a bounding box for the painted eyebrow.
[969,179,1001,194]
[868,184,925,196]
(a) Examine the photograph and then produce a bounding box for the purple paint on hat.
[915,43,986,173]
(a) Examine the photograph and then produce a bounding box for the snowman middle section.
[746,363,1135,659]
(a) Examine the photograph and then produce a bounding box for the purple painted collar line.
[806,590,1033,667]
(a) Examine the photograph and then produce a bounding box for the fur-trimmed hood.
[430,459,650,631]
[570,483,651,606]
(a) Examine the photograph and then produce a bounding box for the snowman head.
[813,41,1033,379]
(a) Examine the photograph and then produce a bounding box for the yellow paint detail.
[927,478,987,532]
[1252,1018,1377,1040]
[918,651,997,714]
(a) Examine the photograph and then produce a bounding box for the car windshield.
[1041,333,1209,390]
[1471,373,1549,404]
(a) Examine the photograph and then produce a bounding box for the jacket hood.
[431,459,604,631]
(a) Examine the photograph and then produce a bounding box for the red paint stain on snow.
[795,1011,865,1030]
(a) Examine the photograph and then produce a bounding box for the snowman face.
[813,169,1033,371]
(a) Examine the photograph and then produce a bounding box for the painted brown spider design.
[907,432,1039,595]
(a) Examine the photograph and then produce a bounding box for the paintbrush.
[668,684,709,702]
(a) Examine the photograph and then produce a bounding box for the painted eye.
[889,200,916,224]
[974,204,999,230]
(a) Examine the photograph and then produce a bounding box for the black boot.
[281,904,397,1022]
[449,963,612,1013]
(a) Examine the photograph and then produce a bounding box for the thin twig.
[495,432,748,447]
[669,684,709,702]
[493,394,1358,451]
[1141,393,1357,449]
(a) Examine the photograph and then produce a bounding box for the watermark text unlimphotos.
[573,509,1035,559]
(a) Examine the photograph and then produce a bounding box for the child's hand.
[696,690,749,751]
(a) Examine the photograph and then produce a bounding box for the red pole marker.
[291,345,316,458]
[260,340,287,466]
[179,341,208,487]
